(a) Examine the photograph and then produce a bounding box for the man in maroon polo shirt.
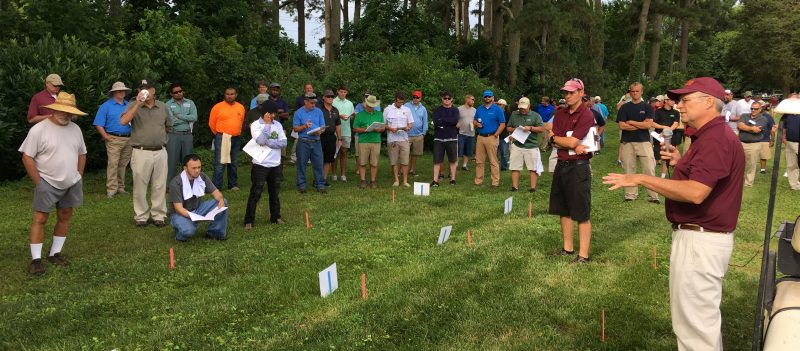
[546,78,596,263]
[603,77,744,350]
[27,74,64,124]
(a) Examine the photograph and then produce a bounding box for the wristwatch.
[549,135,556,144]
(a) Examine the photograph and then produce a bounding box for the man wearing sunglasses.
[738,102,771,186]
[166,83,198,187]
[472,89,506,187]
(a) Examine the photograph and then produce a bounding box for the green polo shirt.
[354,109,383,143]
[507,110,543,148]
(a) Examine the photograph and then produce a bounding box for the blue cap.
[483,89,493,98]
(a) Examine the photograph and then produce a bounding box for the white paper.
[306,126,325,135]
[725,110,731,122]
[243,139,273,163]
[566,127,599,155]
[290,130,299,138]
[188,206,227,222]
[503,135,512,144]
[413,182,430,196]
[333,144,341,159]
[504,197,513,214]
[365,122,385,132]
[438,225,453,245]
[319,263,339,297]
[650,131,664,144]
[511,127,531,144]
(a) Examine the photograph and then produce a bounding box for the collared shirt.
[126,100,172,147]
[722,100,741,132]
[293,106,325,140]
[457,105,476,136]
[474,103,505,135]
[332,97,355,137]
[166,98,198,133]
[251,118,287,168]
[617,100,654,142]
[383,104,414,143]
[93,98,131,135]
[27,90,56,123]
[354,102,381,113]
[596,103,609,119]
[761,114,775,142]
[353,109,384,143]
[404,101,429,137]
[739,113,770,143]
[781,114,800,142]
[209,101,245,136]
[507,111,544,148]
[536,103,555,123]
[666,116,744,233]
[320,105,341,135]
[552,104,595,161]
[653,108,678,133]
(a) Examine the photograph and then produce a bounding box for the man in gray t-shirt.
[722,89,741,134]
[168,154,228,241]
[457,94,477,170]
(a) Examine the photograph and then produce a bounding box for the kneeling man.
[169,154,228,241]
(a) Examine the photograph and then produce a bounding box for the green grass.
[1,123,799,350]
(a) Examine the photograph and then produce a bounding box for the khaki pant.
[474,135,500,186]
[620,141,658,200]
[670,229,733,351]
[105,135,132,194]
[131,148,168,222]
[742,142,761,187]
[786,141,800,190]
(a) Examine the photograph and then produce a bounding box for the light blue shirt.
[166,98,198,133]
[404,101,428,137]
[293,107,325,140]
[93,98,130,135]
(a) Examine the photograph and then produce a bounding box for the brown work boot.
[47,252,69,266]
[29,259,45,275]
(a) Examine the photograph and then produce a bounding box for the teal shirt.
[166,98,198,132]
[332,97,355,137]
[507,111,543,148]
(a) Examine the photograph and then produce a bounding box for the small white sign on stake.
[438,225,453,245]
[319,263,339,298]
[413,182,430,196]
[504,197,513,214]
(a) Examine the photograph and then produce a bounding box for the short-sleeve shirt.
[536,103,555,123]
[125,100,172,148]
[457,105,476,136]
[552,104,595,161]
[18,119,87,189]
[722,100,740,132]
[666,117,744,232]
[591,108,606,127]
[168,172,217,215]
[93,98,131,135]
[474,103,505,135]
[383,104,414,143]
[353,109,384,143]
[782,114,800,142]
[653,108,679,133]
[617,101,653,142]
[332,97,355,137]
[739,113,770,143]
[27,90,56,123]
[293,107,325,140]
[166,98,197,133]
[320,105,341,135]
[761,114,775,142]
[507,111,544,148]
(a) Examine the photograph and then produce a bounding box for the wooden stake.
[392,189,395,204]
[169,247,175,270]
[528,201,532,220]
[467,229,472,246]
[361,272,367,300]
[601,308,606,342]
[652,246,657,269]
[305,211,311,229]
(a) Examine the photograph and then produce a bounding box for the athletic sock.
[30,243,43,260]
[49,236,66,256]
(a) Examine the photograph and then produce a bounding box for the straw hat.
[43,92,87,116]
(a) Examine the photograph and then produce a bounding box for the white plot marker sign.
[438,225,453,245]
[413,182,430,196]
[319,263,339,298]
[504,197,513,214]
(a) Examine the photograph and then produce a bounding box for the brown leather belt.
[671,223,729,234]
[133,145,164,151]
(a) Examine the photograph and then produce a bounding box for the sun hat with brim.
[496,99,508,106]
[560,78,584,92]
[109,81,131,94]
[44,92,87,116]
[666,77,725,102]
[365,95,380,108]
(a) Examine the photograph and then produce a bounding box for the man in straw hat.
[27,73,64,125]
[19,92,88,276]
[93,81,133,199]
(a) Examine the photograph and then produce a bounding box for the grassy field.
[1,124,799,350]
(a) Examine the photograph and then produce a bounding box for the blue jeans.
[213,134,241,189]
[458,134,475,157]
[498,137,509,170]
[295,138,325,190]
[170,198,228,241]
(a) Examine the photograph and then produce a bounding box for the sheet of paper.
[290,130,299,138]
[504,197,513,214]
[650,131,664,143]
[319,263,339,297]
[306,126,325,135]
[511,127,531,144]
[438,225,452,245]
[413,182,430,196]
[243,139,273,163]
[365,122,385,133]
[333,144,341,159]
[725,110,731,122]
[503,135,512,144]
[566,127,599,155]
[188,206,228,222]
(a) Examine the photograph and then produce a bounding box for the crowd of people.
[17,72,800,350]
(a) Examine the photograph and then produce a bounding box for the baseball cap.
[304,92,317,100]
[518,97,531,109]
[412,90,422,98]
[483,89,494,98]
[497,99,507,106]
[724,89,733,94]
[744,90,753,97]
[560,78,584,92]
[269,82,281,89]
[139,79,154,89]
[666,77,725,101]
[45,74,64,86]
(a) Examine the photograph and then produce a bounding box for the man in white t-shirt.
[18,92,88,276]
[244,100,288,228]
[383,91,414,187]
[739,90,755,115]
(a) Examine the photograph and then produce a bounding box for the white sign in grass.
[504,197,513,214]
[319,263,339,298]
[413,182,430,196]
[438,225,453,245]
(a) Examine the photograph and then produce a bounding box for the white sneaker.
[332,175,338,181]
[341,176,347,182]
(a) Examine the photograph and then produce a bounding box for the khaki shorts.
[388,141,410,165]
[358,143,381,166]
[509,144,540,171]
[760,142,771,160]
[409,135,425,156]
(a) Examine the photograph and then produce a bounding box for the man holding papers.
[353,95,385,188]
[293,92,327,193]
[244,101,287,228]
[169,154,228,242]
[506,97,545,192]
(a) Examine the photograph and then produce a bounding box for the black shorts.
[549,160,591,221]
[671,129,684,146]
[321,134,337,163]
[433,140,458,164]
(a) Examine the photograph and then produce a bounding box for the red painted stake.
[305,211,311,229]
[361,272,367,300]
[467,229,472,247]
[601,308,606,342]
[169,247,175,269]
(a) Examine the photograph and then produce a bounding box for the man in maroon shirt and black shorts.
[547,78,596,263]
[603,77,744,350]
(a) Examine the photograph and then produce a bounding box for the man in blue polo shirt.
[293,92,327,193]
[93,81,132,199]
[473,89,506,187]
[405,90,428,176]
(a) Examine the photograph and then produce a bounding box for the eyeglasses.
[752,107,762,110]
[413,96,421,99]
[324,95,334,98]
[172,90,183,94]
[442,97,452,100]
[680,94,710,103]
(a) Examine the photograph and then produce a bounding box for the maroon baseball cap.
[667,77,725,101]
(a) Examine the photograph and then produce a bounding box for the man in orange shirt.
[209,87,245,190]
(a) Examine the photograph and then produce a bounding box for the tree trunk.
[298,0,306,50]
[462,0,471,40]
[647,0,663,78]
[272,0,281,25]
[325,0,332,64]
[491,1,504,86]
[455,0,461,41]
[679,0,691,72]
[342,0,349,30]
[635,0,651,52]
[411,0,417,9]
[403,0,408,10]
[331,0,340,58]
[483,0,493,40]
[589,0,605,93]
[354,0,360,24]
[476,0,482,39]
[507,0,522,88]
[668,20,677,73]
[109,0,121,17]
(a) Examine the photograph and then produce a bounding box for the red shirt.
[552,103,595,160]
[27,90,56,123]
[666,116,744,232]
